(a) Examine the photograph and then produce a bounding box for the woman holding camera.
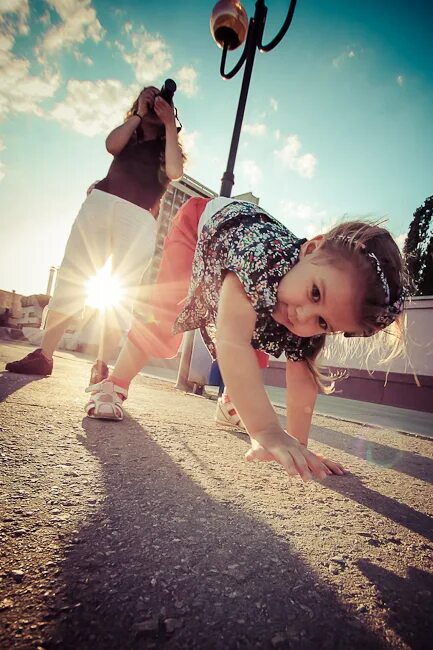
[6,85,184,387]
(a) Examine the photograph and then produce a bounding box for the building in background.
[17,295,50,328]
[0,290,22,324]
[46,266,57,297]
[232,191,259,205]
[0,290,50,339]
[147,174,217,283]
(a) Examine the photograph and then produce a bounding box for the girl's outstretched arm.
[216,272,328,482]
[286,360,345,475]
[285,360,317,446]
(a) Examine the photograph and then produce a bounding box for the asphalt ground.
[1,341,432,650]
[138,366,433,440]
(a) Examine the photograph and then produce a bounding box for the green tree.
[404,196,433,296]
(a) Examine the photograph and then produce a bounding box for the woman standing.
[6,85,184,386]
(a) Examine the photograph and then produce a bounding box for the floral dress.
[174,201,324,361]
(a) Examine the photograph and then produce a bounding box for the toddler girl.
[86,197,406,481]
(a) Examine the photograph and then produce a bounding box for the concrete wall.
[321,296,433,377]
[263,296,433,413]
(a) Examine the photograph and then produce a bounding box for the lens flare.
[354,435,403,469]
[85,259,123,311]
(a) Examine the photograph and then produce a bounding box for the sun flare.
[85,259,123,310]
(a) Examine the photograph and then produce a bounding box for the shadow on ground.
[309,423,433,485]
[358,560,433,650]
[0,371,46,402]
[41,417,387,650]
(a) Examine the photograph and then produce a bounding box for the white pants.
[49,189,157,330]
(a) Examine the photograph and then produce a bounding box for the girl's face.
[273,238,361,337]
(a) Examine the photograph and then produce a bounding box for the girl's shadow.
[39,414,387,650]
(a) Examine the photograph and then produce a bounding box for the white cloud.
[395,232,407,251]
[277,199,332,238]
[270,97,278,112]
[37,0,103,59]
[0,48,60,120]
[116,25,172,85]
[179,128,200,171]
[242,122,266,136]
[274,134,317,179]
[0,137,5,181]
[0,28,15,53]
[0,0,29,35]
[0,1,61,120]
[240,159,262,188]
[279,200,327,222]
[49,79,135,136]
[332,48,356,67]
[176,65,198,97]
[38,10,51,26]
[396,74,405,86]
[274,128,281,141]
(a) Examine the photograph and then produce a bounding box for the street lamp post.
[175,0,299,391]
[212,0,298,197]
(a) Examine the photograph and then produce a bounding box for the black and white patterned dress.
[174,200,324,361]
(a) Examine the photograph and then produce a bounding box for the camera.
[159,79,177,105]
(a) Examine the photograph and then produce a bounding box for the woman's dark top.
[95,135,169,212]
[174,200,325,362]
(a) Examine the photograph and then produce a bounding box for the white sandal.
[84,380,128,421]
[214,397,246,432]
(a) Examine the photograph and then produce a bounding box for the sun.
[85,259,123,310]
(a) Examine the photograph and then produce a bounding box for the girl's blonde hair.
[305,220,408,393]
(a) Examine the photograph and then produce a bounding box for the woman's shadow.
[0,370,46,402]
[40,414,388,650]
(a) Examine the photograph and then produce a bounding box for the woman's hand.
[137,87,159,117]
[153,95,176,128]
[245,429,329,482]
[86,180,99,196]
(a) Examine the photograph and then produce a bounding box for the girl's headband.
[361,250,406,332]
[334,236,406,337]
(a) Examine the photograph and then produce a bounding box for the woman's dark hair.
[124,88,187,179]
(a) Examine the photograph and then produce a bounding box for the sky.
[0,0,432,296]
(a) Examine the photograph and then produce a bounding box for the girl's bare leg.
[110,338,149,386]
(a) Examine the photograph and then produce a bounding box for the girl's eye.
[312,284,321,302]
[312,285,327,330]
[319,316,328,331]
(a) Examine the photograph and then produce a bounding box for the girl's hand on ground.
[314,453,345,476]
[245,431,328,482]
[153,96,176,127]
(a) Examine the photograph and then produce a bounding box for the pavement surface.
[0,341,432,650]
[139,368,433,440]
